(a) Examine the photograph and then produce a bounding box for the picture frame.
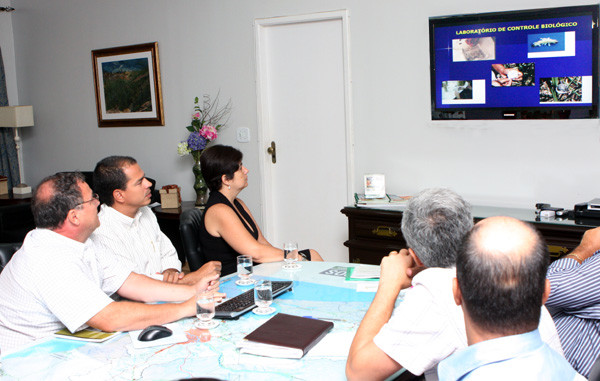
[363,174,386,199]
[91,42,164,127]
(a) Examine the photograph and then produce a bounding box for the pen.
[303,316,343,321]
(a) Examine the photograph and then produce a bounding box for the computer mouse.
[138,325,173,342]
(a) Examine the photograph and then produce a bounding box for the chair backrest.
[589,354,600,381]
[179,208,205,272]
[0,243,21,273]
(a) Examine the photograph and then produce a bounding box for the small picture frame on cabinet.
[364,174,385,199]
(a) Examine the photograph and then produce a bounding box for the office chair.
[0,242,21,273]
[179,208,205,272]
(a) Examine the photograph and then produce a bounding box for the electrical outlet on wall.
[236,127,250,143]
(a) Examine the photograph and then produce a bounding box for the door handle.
[267,141,276,163]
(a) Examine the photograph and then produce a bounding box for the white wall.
[4,0,600,235]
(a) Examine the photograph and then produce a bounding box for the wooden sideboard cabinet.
[341,207,407,264]
[341,206,595,265]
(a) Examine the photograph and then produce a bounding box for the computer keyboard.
[215,280,293,319]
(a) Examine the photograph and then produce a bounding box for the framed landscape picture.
[92,42,164,127]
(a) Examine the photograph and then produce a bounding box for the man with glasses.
[0,172,218,352]
[90,156,220,283]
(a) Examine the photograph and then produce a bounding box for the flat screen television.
[429,5,599,120]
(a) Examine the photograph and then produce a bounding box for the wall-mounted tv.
[429,5,599,120]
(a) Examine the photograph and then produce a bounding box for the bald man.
[438,217,584,380]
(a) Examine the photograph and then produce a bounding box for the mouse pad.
[128,323,188,349]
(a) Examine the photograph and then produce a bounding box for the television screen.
[429,5,599,119]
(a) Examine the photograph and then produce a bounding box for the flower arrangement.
[177,94,232,161]
[178,93,232,205]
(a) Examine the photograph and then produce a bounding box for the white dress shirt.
[0,229,130,352]
[373,267,563,380]
[90,204,181,278]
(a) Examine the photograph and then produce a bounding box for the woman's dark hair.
[200,145,243,192]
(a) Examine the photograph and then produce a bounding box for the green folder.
[54,328,119,342]
[345,267,379,281]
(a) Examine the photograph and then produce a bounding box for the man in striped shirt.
[90,156,220,284]
[546,227,600,377]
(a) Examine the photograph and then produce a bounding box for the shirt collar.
[32,228,86,251]
[100,204,143,227]
[438,329,543,380]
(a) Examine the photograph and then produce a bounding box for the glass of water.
[253,279,275,315]
[236,255,254,286]
[195,292,219,329]
[283,242,300,269]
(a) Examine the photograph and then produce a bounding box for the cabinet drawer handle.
[372,226,398,237]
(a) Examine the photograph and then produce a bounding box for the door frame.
[254,10,355,237]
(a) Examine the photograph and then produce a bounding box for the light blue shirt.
[438,329,584,381]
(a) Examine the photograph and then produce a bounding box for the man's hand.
[181,261,222,285]
[571,226,600,262]
[213,291,226,302]
[406,264,426,280]
[194,276,220,295]
[379,249,415,295]
[162,268,181,283]
[346,250,409,380]
[182,294,198,317]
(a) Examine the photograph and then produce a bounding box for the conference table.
[1,262,408,380]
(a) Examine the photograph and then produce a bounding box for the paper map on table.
[2,280,396,381]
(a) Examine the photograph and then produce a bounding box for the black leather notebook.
[240,313,334,358]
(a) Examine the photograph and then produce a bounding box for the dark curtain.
[0,47,20,189]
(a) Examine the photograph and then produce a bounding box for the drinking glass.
[236,255,254,286]
[283,242,300,269]
[195,292,219,329]
[253,280,275,315]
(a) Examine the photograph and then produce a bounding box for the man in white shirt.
[438,216,583,380]
[0,172,218,352]
[89,156,220,283]
[346,188,562,381]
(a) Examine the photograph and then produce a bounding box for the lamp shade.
[0,106,34,127]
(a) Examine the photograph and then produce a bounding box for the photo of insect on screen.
[539,76,583,103]
[491,62,535,87]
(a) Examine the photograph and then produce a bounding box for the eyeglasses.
[76,193,99,207]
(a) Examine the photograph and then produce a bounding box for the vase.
[192,158,208,207]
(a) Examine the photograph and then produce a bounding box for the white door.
[255,11,354,263]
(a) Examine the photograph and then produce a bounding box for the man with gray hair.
[346,188,562,381]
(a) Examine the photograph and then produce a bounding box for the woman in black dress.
[199,145,323,276]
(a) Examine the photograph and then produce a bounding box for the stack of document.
[354,193,411,208]
[346,265,380,281]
